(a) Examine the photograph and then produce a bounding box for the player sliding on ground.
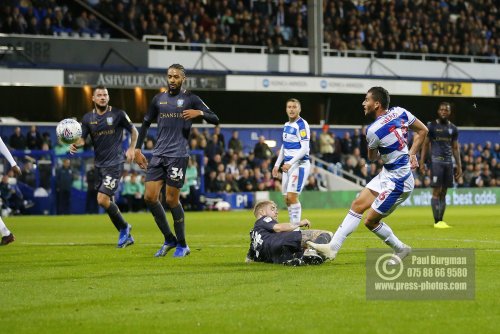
[308,87,428,264]
[246,200,333,266]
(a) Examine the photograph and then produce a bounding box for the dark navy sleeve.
[119,110,134,133]
[452,125,459,142]
[144,94,160,124]
[81,113,90,140]
[191,94,219,125]
[255,217,277,232]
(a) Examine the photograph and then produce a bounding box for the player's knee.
[143,193,157,205]
[165,197,179,208]
[364,217,378,230]
[97,195,109,208]
[351,198,367,214]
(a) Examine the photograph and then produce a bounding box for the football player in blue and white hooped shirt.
[272,98,311,229]
[308,87,428,264]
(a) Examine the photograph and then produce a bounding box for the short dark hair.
[439,101,451,110]
[368,86,390,109]
[286,98,301,109]
[93,85,107,94]
[168,63,186,76]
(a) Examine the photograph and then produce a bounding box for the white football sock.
[0,217,10,237]
[288,202,302,231]
[371,222,404,251]
[330,210,362,251]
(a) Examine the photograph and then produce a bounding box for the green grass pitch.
[1,206,499,334]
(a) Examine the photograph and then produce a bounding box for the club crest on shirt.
[448,128,453,135]
[300,129,307,138]
[177,99,184,107]
[106,117,113,125]
[263,217,272,223]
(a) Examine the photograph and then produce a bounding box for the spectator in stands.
[341,131,354,155]
[309,131,320,156]
[304,175,320,191]
[213,125,225,149]
[121,172,144,212]
[228,130,243,153]
[55,158,73,215]
[9,127,26,150]
[205,170,219,193]
[19,161,36,188]
[205,133,224,160]
[319,125,334,163]
[222,173,240,193]
[253,135,272,162]
[26,125,43,150]
[0,174,31,215]
[238,168,255,192]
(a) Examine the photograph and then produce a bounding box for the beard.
[95,103,108,112]
[438,116,448,123]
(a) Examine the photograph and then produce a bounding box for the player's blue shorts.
[145,156,188,189]
[431,161,453,188]
[96,165,123,197]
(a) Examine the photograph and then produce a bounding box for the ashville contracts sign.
[64,71,225,90]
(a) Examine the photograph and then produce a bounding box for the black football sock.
[431,197,440,223]
[105,202,127,231]
[147,201,177,244]
[438,198,447,221]
[171,204,186,247]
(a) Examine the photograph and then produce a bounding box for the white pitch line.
[349,236,500,244]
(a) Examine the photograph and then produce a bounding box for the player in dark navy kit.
[246,200,333,266]
[419,102,462,228]
[70,85,138,247]
[134,64,219,258]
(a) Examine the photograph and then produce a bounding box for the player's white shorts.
[366,167,414,216]
[281,160,310,195]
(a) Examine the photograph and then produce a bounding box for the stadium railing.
[142,36,500,64]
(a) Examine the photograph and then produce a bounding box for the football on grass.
[56,118,82,144]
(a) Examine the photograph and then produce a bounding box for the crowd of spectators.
[313,125,500,188]
[1,0,498,58]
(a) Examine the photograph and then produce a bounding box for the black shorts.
[96,165,123,197]
[431,162,453,188]
[145,156,189,189]
[264,231,302,264]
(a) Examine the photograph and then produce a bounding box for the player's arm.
[69,119,87,154]
[272,145,284,177]
[273,219,311,232]
[126,126,139,163]
[368,148,379,162]
[419,135,430,174]
[452,138,462,180]
[134,97,160,169]
[0,137,21,176]
[408,118,429,169]
[69,137,85,154]
[134,119,151,170]
[182,96,219,125]
[366,128,380,162]
[120,111,139,163]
